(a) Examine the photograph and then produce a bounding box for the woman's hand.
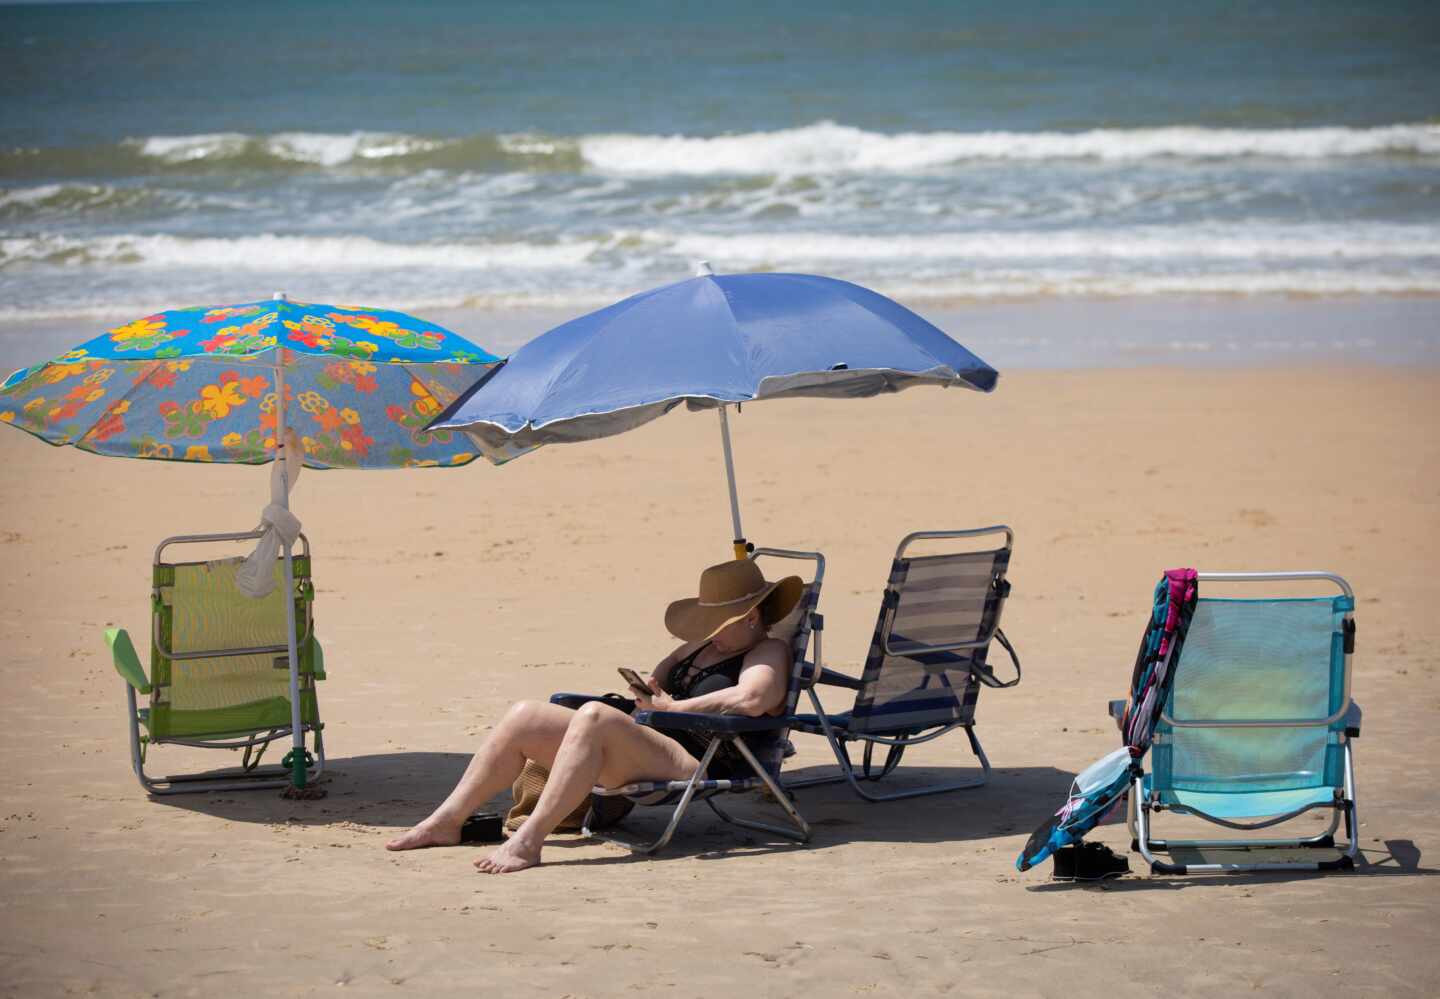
[632,677,675,712]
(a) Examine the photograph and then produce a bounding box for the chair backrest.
[846,528,1013,735]
[150,533,315,735]
[747,547,825,773]
[1152,576,1355,799]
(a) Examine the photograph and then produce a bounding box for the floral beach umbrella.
[0,296,514,469]
[0,295,524,791]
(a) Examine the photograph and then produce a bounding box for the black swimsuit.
[659,641,750,777]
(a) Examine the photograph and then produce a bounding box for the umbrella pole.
[274,358,307,789]
[717,405,748,560]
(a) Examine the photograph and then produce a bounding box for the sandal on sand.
[1052,841,1131,881]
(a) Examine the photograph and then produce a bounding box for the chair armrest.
[817,667,864,690]
[1344,701,1362,738]
[632,709,787,734]
[311,638,326,680]
[105,628,151,694]
[549,692,638,712]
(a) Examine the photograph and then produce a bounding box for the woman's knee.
[573,700,626,725]
[499,699,548,733]
[568,700,629,740]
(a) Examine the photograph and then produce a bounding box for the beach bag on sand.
[506,759,635,833]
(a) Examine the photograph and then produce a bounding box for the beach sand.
[1,360,1437,997]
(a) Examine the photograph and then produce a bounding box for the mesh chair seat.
[1144,776,1338,820]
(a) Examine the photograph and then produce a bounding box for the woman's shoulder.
[744,635,792,665]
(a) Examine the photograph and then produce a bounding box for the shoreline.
[1,294,1437,375]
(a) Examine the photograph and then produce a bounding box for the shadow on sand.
[144,751,1076,862]
[1025,838,1434,892]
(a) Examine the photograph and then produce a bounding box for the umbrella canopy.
[431,267,997,555]
[0,297,519,469]
[434,269,996,452]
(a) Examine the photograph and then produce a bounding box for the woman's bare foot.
[474,834,542,874]
[385,816,463,851]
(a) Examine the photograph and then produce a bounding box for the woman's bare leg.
[385,700,577,850]
[475,701,700,874]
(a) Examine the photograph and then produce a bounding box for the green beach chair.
[1121,571,1361,873]
[106,530,326,794]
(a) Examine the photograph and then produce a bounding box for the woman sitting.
[385,559,803,873]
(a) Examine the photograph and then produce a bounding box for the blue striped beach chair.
[105,530,327,794]
[550,547,824,854]
[1122,571,1362,873]
[789,527,1020,801]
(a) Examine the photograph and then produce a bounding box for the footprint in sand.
[1236,508,1277,527]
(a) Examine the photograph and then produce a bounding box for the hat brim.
[664,574,805,643]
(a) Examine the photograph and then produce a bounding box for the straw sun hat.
[665,559,804,643]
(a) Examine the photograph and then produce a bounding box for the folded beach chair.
[105,530,326,794]
[788,527,1019,801]
[550,547,825,854]
[1121,571,1361,873]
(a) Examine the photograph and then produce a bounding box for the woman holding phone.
[385,559,801,873]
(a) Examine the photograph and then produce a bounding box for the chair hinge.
[1342,618,1356,654]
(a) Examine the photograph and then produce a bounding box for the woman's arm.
[639,638,791,717]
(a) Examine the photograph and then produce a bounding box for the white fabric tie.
[236,435,302,599]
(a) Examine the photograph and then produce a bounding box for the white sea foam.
[120,121,1440,174]
[0,233,597,271]
[133,131,445,166]
[0,184,74,208]
[580,121,1440,175]
[659,225,1440,263]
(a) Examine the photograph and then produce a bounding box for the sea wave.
[579,122,1440,175]
[5,122,1437,178]
[7,223,1436,274]
[0,232,597,271]
[656,225,1440,263]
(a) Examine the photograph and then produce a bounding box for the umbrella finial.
[273,291,288,301]
[693,260,714,277]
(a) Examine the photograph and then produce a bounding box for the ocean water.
[1,0,1438,330]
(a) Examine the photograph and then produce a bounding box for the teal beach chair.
[106,531,327,794]
[1124,571,1361,873]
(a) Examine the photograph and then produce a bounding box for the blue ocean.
[1,0,1437,336]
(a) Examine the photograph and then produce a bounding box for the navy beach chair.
[789,527,1019,801]
[551,547,825,854]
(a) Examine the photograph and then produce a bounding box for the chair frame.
[111,529,326,795]
[788,526,1016,802]
[553,546,825,855]
[1125,571,1360,873]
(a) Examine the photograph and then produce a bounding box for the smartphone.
[616,667,650,694]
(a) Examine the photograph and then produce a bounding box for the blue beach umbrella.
[431,265,997,557]
[0,295,525,789]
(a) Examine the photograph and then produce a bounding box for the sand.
[1,363,1437,997]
